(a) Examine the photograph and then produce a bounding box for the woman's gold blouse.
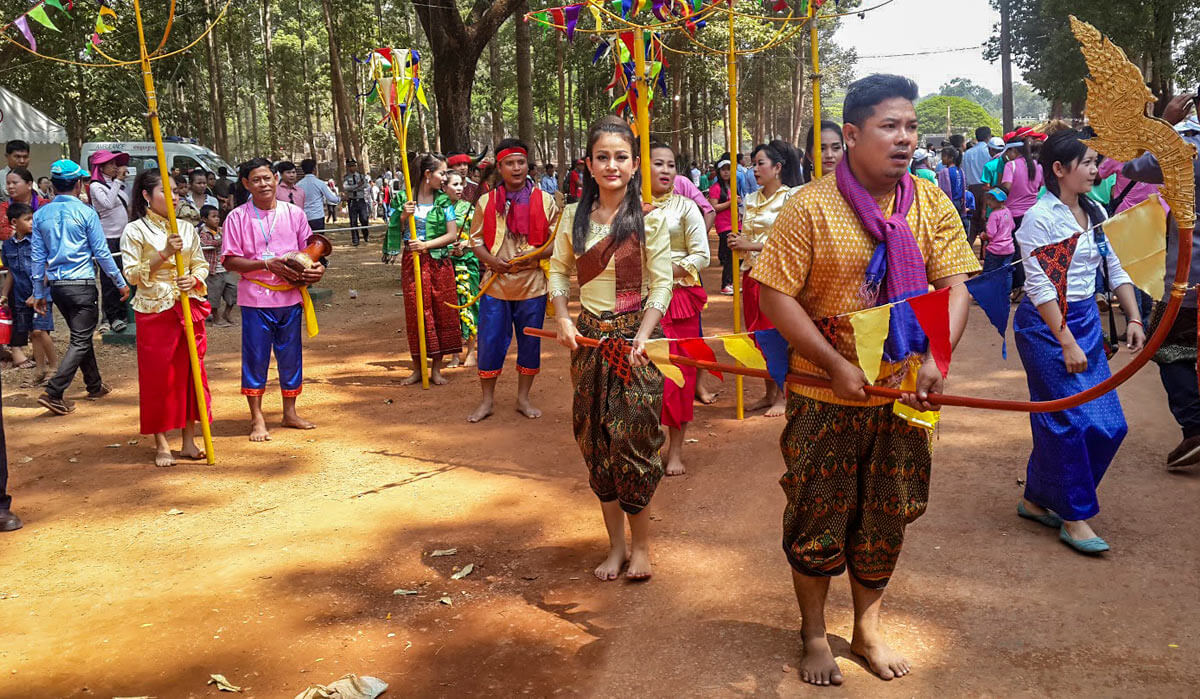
[648,193,710,287]
[548,203,674,316]
[741,184,800,271]
[120,213,209,315]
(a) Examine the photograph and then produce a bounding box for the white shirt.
[1017,191,1133,307]
[88,176,130,240]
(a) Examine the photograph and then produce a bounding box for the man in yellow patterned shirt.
[752,74,979,686]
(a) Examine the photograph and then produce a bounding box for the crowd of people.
[2,71,1198,687]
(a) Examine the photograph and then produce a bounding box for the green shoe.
[1017,501,1063,528]
[1059,526,1109,554]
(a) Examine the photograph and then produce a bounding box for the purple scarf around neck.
[834,156,928,362]
[503,180,534,237]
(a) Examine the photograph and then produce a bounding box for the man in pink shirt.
[275,161,306,211]
[222,158,325,441]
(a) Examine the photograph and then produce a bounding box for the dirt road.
[2,240,1197,697]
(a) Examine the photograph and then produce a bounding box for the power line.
[857,44,985,60]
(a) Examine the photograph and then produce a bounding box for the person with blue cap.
[980,187,1015,290]
[28,158,129,416]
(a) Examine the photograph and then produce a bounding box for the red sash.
[481,187,550,250]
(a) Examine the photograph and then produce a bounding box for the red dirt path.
[1,238,1197,697]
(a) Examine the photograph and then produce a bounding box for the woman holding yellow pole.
[121,169,212,467]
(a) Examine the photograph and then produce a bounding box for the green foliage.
[932,78,1048,121]
[915,96,1000,139]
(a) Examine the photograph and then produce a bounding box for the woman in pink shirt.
[1000,140,1044,224]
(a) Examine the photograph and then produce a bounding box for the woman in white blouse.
[1012,130,1144,555]
[120,169,212,468]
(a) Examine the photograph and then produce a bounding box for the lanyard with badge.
[251,204,278,260]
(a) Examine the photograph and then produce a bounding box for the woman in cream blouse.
[120,169,211,468]
[549,116,673,582]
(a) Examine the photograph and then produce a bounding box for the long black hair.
[130,168,163,221]
[234,157,273,207]
[802,120,844,183]
[409,153,445,196]
[1040,129,1091,201]
[751,140,803,188]
[714,151,731,202]
[572,115,645,254]
[1014,139,1037,180]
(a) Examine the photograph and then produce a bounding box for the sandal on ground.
[14,359,36,369]
[1059,526,1109,555]
[1017,501,1063,528]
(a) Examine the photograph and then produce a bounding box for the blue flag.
[965,265,1014,358]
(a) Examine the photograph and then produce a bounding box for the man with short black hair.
[0,139,30,184]
[962,126,994,240]
[539,163,558,194]
[342,158,370,245]
[296,158,339,231]
[29,159,129,416]
[754,73,978,686]
[275,161,305,210]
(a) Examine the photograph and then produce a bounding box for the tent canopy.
[0,85,66,145]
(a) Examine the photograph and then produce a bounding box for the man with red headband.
[466,138,558,423]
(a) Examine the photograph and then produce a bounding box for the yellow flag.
[1104,195,1168,300]
[891,362,940,431]
[848,305,891,385]
[721,334,766,370]
[645,339,684,388]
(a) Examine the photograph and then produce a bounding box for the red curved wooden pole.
[527,228,1191,414]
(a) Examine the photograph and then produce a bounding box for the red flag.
[1032,233,1081,329]
[908,287,952,377]
[680,338,722,381]
[549,7,565,26]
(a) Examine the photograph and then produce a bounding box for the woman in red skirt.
[120,169,212,467]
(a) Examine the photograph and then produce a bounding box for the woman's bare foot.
[445,356,462,369]
[430,370,449,386]
[467,399,494,423]
[665,452,686,476]
[625,545,652,580]
[178,442,206,460]
[155,448,176,467]
[799,635,844,686]
[850,635,910,681]
[594,543,626,581]
[747,395,773,412]
[249,416,271,442]
[765,398,787,418]
[282,415,316,430]
[401,371,422,386]
[516,398,542,419]
[463,350,477,368]
[695,386,719,405]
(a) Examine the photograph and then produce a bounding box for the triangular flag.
[965,264,1015,358]
[13,17,36,51]
[645,339,684,388]
[45,0,67,12]
[721,334,767,370]
[414,82,429,109]
[892,365,941,431]
[1103,195,1168,300]
[907,287,952,378]
[96,6,116,33]
[754,329,790,390]
[564,4,582,40]
[680,338,721,381]
[1032,233,1081,329]
[28,5,59,31]
[589,4,604,31]
[848,305,892,385]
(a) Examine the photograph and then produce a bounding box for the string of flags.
[365,48,428,125]
[2,0,123,56]
[641,196,1168,391]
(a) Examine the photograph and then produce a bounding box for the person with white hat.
[88,149,132,332]
[29,159,129,416]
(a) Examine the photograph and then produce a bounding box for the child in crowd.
[1,203,58,383]
[197,205,237,327]
[980,188,1016,290]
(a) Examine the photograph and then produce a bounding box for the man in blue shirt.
[539,163,559,194]
[29,159,128,416]
[962,126,995,241]
[735,152,758,198]
[297,158,340,231]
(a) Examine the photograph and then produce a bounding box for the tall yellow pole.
[727,7,744,421]
[632,30,652,204]
[133,0,215,464]
[390,77,430,389]
[810,2,823,180]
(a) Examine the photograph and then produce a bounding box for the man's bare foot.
[467,399,494,423]
[765,398,787,418]
[850,635,910,681]
[249,417,271,442]
[282,415,316,430]
[154,448,176,468]
[747,395,773,412]
[401,371,422,386]
[516,398,542,419]
[665,452,686,476]
[430,370,449,386]
[179,443,206,460]
[625,546,652,580]
[594,544,626,581]
[799,635,844,686]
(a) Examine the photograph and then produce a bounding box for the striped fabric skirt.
[402,251,463,363]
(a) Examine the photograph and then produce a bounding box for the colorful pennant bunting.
[754,328,791,390]
[13,16,35,51]
[646,339,684,388]
[1032,233,1081,329]
[908,287,952,378]
[848,305,891,385]
[680,338,721,380]
[892,366,941,431]
[27,4,59,31]
[965,265,1014,358]
[722,334,767,370]
[564,4,582,40]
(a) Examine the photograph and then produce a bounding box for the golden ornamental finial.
[1070,15,1195,229]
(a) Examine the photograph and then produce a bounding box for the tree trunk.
[556,34,566,177]
[202,0,229,157]
[568,63,576,159]
[515,2,534,146]
[489,39,503,144]
[225,29,243,159]
[297,0,317,159]
[670,56,682,157]
[321,0,353,177]
[261,0,280,156]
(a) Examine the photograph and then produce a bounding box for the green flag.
[28,4,60,31]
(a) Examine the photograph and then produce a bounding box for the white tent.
[0,85,67,176]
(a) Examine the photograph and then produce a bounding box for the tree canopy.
[915,96,1001,139]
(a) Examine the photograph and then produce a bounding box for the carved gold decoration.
[1070,15,1195,229]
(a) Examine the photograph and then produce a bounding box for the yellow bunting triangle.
[1104,195,1168,300]
[589,4,603,30]
[721,334,767,370]
[848,305,891,385]
[645,339,684,388]
[892,362,940,431]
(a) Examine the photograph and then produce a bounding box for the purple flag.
[564,4,582,40]
[14,16,36,51]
